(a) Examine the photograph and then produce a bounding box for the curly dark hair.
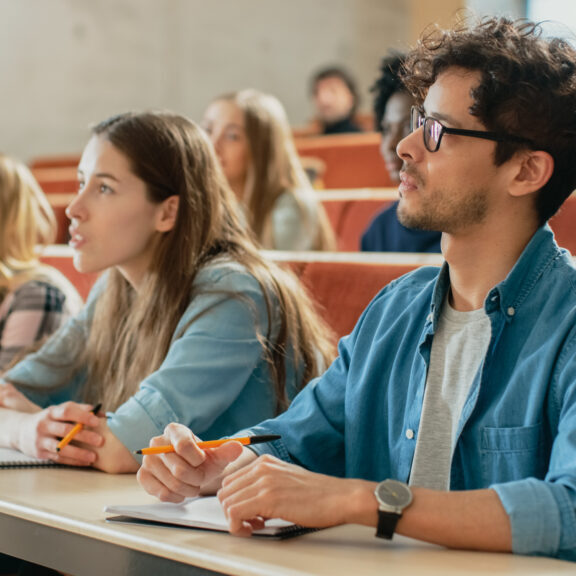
[371,53,408,131]
[403,16,576,225]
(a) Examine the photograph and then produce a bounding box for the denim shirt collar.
[427,224,568,328]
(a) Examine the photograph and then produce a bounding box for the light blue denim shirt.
[3,259,299,456]
[247,225,576,560]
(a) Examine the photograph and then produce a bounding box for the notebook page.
[105,496,295,535]
[0,447,56,468]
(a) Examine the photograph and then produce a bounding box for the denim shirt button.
[507,306,516,317]
[426,313,433,323]
[405,428,415,440]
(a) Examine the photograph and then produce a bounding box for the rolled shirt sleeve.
[239,331,356,477]
[491,344,576,560]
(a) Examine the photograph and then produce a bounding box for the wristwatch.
[374,479,413,539]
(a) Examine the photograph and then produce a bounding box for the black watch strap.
[376,510,400,540]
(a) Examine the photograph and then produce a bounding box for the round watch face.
[375,480,413,509]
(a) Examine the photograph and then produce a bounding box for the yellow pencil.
[134,434,281,455]
[56,403,102,452]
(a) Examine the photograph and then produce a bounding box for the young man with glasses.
[138,17,576,560]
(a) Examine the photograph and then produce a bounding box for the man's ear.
[155,195,180,232]
[509,150,554,198]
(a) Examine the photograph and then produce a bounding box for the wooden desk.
[0,469,573,576]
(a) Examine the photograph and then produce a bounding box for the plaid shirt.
[0,280,79,370]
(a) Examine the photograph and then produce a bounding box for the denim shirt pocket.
[481,422,547,484]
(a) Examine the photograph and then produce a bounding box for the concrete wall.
[0,0,410,160]
[467,0,527,18]
[0,0,527,161]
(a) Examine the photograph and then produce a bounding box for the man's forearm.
[348,483,511,552]
[396,487,511,551]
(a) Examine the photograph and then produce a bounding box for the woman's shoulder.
[172,257,275,336]
[274,187,318,212]
[194,257,262,293]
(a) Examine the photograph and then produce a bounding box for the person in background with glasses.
[137,17,576,561]
[361,54,442,252]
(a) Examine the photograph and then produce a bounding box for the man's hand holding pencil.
[137,423,260,503]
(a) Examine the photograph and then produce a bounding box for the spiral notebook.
[0,447,61,469]
[105,496,316,539]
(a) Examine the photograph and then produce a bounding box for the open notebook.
[0,447,61,469]
[105,496,316,539]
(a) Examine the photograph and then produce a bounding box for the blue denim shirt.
[248,226,576,560]
[3,260,299,456]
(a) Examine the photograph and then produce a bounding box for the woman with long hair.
[0,111,335,474]
[201,89,335,250]
[0,155,82,370]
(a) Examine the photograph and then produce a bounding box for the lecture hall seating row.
[32,166,78,194]
[294,132,392,189]
[317,188,397,251]
[45,189,398,249]
[40,246,444,340]
[30,131,391,192]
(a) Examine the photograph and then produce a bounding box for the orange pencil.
[134,434,281,455]
[56,403,102,452]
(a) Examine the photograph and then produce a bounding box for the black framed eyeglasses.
[410,106,533,153]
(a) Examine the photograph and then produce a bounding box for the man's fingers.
[205,441,244,467]
[138,457,200,502]
[222,493,271,535]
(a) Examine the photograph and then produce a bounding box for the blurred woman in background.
[0,155,82,370]
[202,89,335,251]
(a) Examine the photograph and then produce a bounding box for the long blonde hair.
[215,90,335,250]
[0,155,57,296]
[82,112,335,412]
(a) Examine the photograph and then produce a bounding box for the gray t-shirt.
[409,295,491,490]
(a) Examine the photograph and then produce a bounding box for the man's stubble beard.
[397,183,489,234]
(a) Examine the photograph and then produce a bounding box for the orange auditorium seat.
[32,167,78,194]
[267,251,443,339]
[29,154,81,170]
[40,246,99,301]
[47,193,74,244]
[318,189,398,251]
[295,133,391,189]
[550,195,576,255]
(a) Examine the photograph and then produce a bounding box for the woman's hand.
[0,382,41,413]
[15,401,104,466]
